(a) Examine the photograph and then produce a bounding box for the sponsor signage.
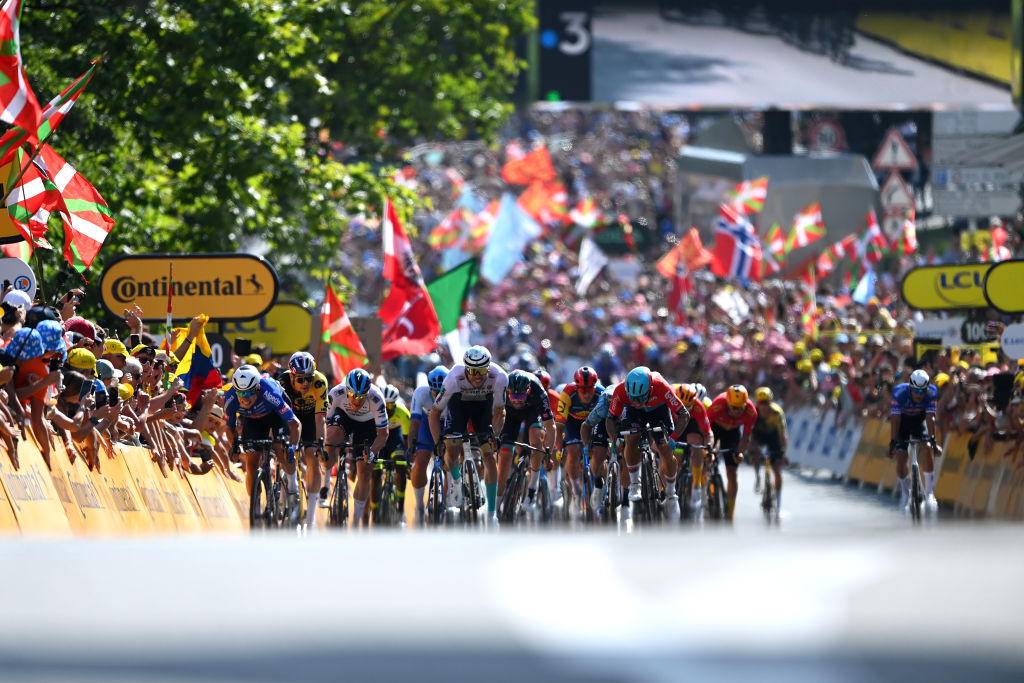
[912,316,966,347]
[0,257,37,301]
[1000,322,1024,360]
[932,189,1020,218]
[901,264,991,310]
[983,259,1024,313]
[99,253,278,321]
[212,302,314,355]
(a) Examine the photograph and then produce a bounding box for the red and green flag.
[36,144,114,272]
[761,222,785,276]
[320,282,368,380]
[0,61,97,166]
[4,147,64,251]
[728,176,768,214]
[428,206,466,250]
[0,0,41,144]
[893,208,917,260]
[785,202,826,253]
[800,268,818,340]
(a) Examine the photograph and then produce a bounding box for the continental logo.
[99,253,279,322]
[984,260,1024,313]
[901,264,991,310]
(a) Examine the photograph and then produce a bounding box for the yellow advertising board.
[0,449,19,532]
[984,259,1024,313]
[118,445,179,533]
[935,434,970,504]
[901,264,991,310]
[184,466,244,531]
[99,253,278,322]
[220,469,251,524]
[98,447,155,534]
[0,438,72,535]
[160,468,206,532]
[213,302,314,354]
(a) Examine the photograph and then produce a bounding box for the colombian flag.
[171,314,223,406]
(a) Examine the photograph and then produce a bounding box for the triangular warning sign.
[879,172,914,209]
[872,127,918,171]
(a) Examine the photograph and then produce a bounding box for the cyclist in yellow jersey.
[281,352,329,527]
[751,387,787,511]
[370,383,411,521]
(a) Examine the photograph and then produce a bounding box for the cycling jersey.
[607,372,685,418]
[890,383,937,418]
[506,372,554,422]
[752,401,787,439]
[327,383,389,429]
[684,399,712,436]
[433,364,508,410]
[706,393,757,434]
[388,399,411,434]
[585,383,618,427]
[280,369,329,416]
[555,383,605,423]
[224,377,296,429]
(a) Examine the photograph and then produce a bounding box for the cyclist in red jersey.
[605,366,689,520]
[673,383,714,512]
[706,384,758,520]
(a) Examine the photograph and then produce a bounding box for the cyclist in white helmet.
[889,368,941,512]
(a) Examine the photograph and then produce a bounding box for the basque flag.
[710,203,762,285]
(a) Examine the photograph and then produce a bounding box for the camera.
[48,356,61,372]
[94,389,108,408]
[107,387,119,407]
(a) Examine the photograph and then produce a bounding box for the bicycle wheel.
[678,466,692,520]
[463,465,480,525]
[640,451,657,522]
[707,475,723,521]
[606,459,620,521]
[330,470,348,527]
[558,477,571,523]
[910,461,922,522]
[378,481,397,527]
[581,468,595,524]
[762,466,775,521]
[499,468,521,523]
[249,468,272,529]
[538,475,552,524]
[427,468,445,526]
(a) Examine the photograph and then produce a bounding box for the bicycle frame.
[619,424,664,523]
[901,438,927,522]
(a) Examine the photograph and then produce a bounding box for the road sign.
[872,127,918,171]
[932,189,1020,218]
[808,120,845,152]
[879,172,914,209]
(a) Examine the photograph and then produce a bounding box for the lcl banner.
[901,263,991,310]
[983,259,1024,313]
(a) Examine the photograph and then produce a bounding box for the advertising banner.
[901,263,991,310]
[984,259,1024,313]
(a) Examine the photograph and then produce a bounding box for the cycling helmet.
[232,365,261,392]
[599,342,615,358]
[507,369,532,395]
[382,384,400,404]
[754,386,774,403]
[574,365,599,389]
[536,369,552,390]
[909,369,929,390]
[346,368,371,395]
[288,351,315,376]
[463,345,491,369]
[675,383,697,408]
[427,365,448,391]
[693,383,707,403]
[624,367,652,403]
[726,384,749,409]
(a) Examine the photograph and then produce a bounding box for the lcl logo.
[937,271,983,289]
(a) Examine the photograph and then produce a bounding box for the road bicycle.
[673,441,693,520]
[899,438,929,522]
[757,443,778,522]
[619,424,664,524]
[498,442,552,524]
[242,438,299,530]
[325,440,352,527]
[687,444,729,522]
[449,432,486,525]
[373,453,407,527]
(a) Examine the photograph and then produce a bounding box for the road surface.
[592,7,1011,109]
[1,464,1022,681]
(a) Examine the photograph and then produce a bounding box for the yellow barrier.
[856,11,1011,85]
[221,469,251,524]
[117,445,178,533]
[0,436,72,535]
[859,421,892,488]
[184,464,245,531]
[935,433,970,504]
[845,419,877,483]
[97,442,155,534]
[0,445,19,532]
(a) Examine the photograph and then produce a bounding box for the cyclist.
[672,383,714,513]
[581,382,622,513]
[605,366,690,520]
[889,369,941,513]
[497,369,555,512]
[409,365,449,524]
[367,383,411,523]
[554,366,604,514]
[325,368,389,527]
[706,384,758,520]
[429,346,506,524]
[751,387,787,512]
[536,369,562,415]
[279,351,329,527]
[224,364,302,509]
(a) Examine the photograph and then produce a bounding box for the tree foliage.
[19,0,534,320]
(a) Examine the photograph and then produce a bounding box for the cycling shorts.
[500,403,546,447]
[241,412,289,442]
[897,415,927,443]
[446,394,494,442]
[381,427,406,461]
[715,427,743,468]
[297,412,317,445]
[562,417,584,446]
[752,431,785,464]
[588,418,609,449]
[330,410,378,455]
[621,404,673,444]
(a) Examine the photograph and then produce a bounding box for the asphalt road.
[591,7,1011,109]
[2,464,1023,682]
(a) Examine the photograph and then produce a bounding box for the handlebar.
[619,426,663,437]
[512,441,550,455]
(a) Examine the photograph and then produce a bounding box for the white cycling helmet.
[383,384,400,404]
[909,369,930,390]
[463,345,491,369]
[232,364,261,392]
[693,383,708,402]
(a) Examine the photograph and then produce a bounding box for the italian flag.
[36,144,115,272]
[0,0,41,144]
[728,176,768,215]
[0,62,97,166]
[785,203,826,253]
[320,282,368,380]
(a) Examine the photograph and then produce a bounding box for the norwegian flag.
[710,203,762,285]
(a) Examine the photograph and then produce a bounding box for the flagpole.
[165,260,173,342]
[316,274,330,364]
[32,246,46,305]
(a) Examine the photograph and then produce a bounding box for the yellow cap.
[67,348,97,372]
[797,359,813,373]
[118,383,135,401]
[857,335,867,345]
[794,341,807,356]
[958,360,970,370]
[934,373,950,388]
[244,353,263,366]
[753,332,765,343]
[809,348,824,363]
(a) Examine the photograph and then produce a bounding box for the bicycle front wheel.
[762,467,775,521]
[641,452,658,522]
[427,468,445,526]
[606,459,620,521]
[581,468,595,524]
[499,469,521,523]
[463,465,480,526]
[538,476,552,524]
[249,468,272,529]
[910,461,923,522]
[330,472,348,527]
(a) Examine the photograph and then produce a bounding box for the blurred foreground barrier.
[0,432,246,535]
[784,407,862,477]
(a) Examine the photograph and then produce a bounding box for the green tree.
[19,0,534,323]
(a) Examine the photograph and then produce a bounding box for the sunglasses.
[295,375,313,384]
[467,368,488,377]
[910,387,926,394]
[508,391,529,401]
[347,390,367,400]
[237,388,258,399]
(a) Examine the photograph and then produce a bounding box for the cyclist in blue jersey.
[408,365,449,524]
[889,369,941,512]
[224,364,302,506]
[581,382,627,511]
